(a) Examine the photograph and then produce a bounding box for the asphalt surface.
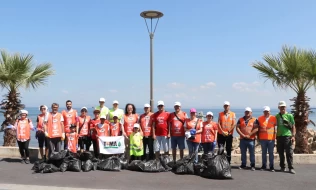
[0,158,315,190]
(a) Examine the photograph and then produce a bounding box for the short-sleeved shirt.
[276,113,295,137]
[152,111,170,136]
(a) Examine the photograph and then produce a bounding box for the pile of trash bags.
[32,150,232,179]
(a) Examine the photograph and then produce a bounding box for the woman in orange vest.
[13,110,35,164]
[258,106,277,172]
[36,105,49,160]
[201,112,218,154]
[185,108,203,163]
[77,107,91,153]
[236,107,259,171]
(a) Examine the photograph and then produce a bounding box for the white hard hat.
[206,112,213,116]
[157,100,164,106]
[174,102,181,106]
[20,110,28,115]
[224,101,230,106]
[113,100,119,104]
[99,98,106,102]
[278,101,286,107]
[144,103,151,107]
[245,107,252,112]
[263,106,270,111]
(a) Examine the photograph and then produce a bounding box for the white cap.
[20,110,28,115]
[278,101,286,107]
[144,103,151,108]
[100,115,106,119]
[263,106,270,111]
[174,102,181,106]
[224,101,230,106]
[39,105,48,111]
[245,107,252,112]
[113,100,119,104]
[133,123,140,128]
[157,100,164,106]
[81,107,88,110]
[113,113,119,118]
[206,112,213,116]
[99,98,105,102]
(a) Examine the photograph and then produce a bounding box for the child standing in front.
[67,124,78,154]
[130,123,143,161]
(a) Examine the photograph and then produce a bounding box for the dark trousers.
[277,136,294,169]
[217,134,233,164]
[17,140,30,158]
[63,134,68,150]
[79,136,91,151]
[48,137,62,156]
[92,139,99,158]
[142,136,154,161]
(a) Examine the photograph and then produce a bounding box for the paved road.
[0,158,315,190]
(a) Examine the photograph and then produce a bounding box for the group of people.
[11,98,296,174]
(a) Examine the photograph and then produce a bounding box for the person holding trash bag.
[44,103,65,157]
[236,107,259,171]
[13,110,35,164]
[89,109,101,158]
[201,112,218,154]
[67,124,79,153]
[184,108,203,163]
[130,123,144,161]
[77,107,91,153]
[36,105,49,160]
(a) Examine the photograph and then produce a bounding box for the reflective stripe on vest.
[239,117,257,140]
[218,111,235,135]
[258,115,276,140]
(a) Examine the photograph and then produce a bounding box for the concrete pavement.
[0,158,316,190]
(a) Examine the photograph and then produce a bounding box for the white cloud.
[232,81,261,92]
[167,82,186,88]
[62,90,69,94]
[109,89,118,93]
[200,82,216,89]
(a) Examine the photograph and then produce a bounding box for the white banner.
[98,136,125,154]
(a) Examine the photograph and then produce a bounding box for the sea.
[1,107,316,147]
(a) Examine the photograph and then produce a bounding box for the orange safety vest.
[201,121,218,143]
[218,111,236,135]
[110,122,121,136]
[16,119,31,140]
[95,123,110,137]
[139,112,153,137]
[78,116,91,137]
[62,110,77,133]
[169,112,187,137]
[123,114,138,136]
[185,118,202,143]
[37,114,45,131]
[258,115,277,140]
[47,112,63,138]
[239,117,257,140]
[67,132,78,153]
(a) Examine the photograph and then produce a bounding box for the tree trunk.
[290,93,311,153]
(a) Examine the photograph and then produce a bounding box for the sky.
[1,0,316,109]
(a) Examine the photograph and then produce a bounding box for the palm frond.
[25,63,55,89]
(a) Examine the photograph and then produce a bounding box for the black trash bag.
[47,159,64,168]
[43,164,60,173]
[91,158,99,171]
[127,160,143,171]
[32,161,46,173]
[139,160,166,172]
[174,156,195,175]
[193,162,205,176]
[159,155,173,171]
[200,153,232,179]
[79,151,93,161]
[119,154,128,170]
[60,162,68,172]
[49,150,68,161]
[82,160,94,172]
[97,156,121,171]
[67,158,82,172]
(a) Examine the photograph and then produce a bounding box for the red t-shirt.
[152,111,170,136]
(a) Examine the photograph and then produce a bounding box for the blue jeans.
[186,140,199,163]
[202,143,214,154]
[240,139,255,167]
[260,140,275,168]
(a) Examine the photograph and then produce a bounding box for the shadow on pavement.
[0,158,22,163]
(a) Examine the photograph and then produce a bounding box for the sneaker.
[280,168,286,172]
[239,165,246,170]
[20,159,25,164]
[251,167,255,171]
[289,169,296,174]
[260,166,266,171]
[25,159,30,164]
[270,168,275,172]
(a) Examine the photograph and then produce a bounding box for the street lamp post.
[140,10,164,112]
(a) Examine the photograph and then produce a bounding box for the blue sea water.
[1,107,316,147]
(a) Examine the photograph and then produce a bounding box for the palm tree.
[0,50,54,146]
[252,45,316,154]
